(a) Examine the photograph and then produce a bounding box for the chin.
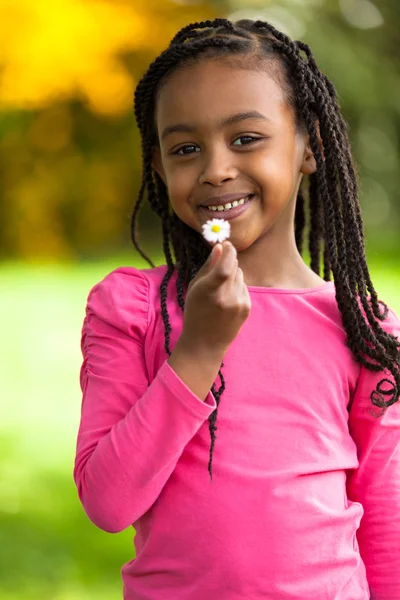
[230,239,250,253]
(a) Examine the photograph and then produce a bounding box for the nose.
[198,147,238,186]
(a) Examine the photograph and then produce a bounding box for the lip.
[198,194,254,221]
[199,193,254,207]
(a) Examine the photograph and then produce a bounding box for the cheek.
[256,146,299,196]
[163,168,199,225]
[165,165,193,202]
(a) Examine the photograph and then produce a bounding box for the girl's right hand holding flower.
[179,240,251,359]
[168,240,251,401]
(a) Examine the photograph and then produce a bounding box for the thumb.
[204,243,222,271]
[188,244,222,290]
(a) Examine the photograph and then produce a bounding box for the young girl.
[73,18,400,600]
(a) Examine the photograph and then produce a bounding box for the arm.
[168,336,226,402]
[73,268,217,533]
[346,307,400,600]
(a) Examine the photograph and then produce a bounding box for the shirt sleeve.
[73,267,217,534]
[346,306,400,600]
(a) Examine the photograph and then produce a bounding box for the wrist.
[176,335,226,364]
[168,336,226,402]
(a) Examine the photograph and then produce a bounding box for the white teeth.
[206,197,249,211]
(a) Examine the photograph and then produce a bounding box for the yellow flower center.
[211,225,221,232]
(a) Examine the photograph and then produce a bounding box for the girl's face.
[152,58,316,252]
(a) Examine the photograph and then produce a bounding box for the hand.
[179,241,251,357]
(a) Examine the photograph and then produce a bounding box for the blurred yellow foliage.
[0,0,217,260]
[0,0,216,115]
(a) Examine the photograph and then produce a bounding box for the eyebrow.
[160,110,272,141]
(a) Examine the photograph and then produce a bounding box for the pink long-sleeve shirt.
[73,264,400,600]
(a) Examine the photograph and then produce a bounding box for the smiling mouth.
[198,194,255,221]
[199,194,254,213]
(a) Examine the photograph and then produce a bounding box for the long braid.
[308,173,323,275]
[294,186,306,255]
[296,38,387,321]
[131,18,400,481]
[251,20,400,387]
[130,180,156,268]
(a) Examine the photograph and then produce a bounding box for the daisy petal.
[202,218,231,243]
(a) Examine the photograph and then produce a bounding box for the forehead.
[155,59,293,134]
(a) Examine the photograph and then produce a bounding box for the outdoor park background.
[1,1,399,599]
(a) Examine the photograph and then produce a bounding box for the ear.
[300,121,325,175]
[151,146,167,185]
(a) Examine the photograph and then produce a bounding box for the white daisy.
[202,218,231,243]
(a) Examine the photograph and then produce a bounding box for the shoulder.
[355,299,400,373]
[363,301,400,338]
[382,304,400,332]
[315,281,400,330]
[351,302,400,414]
[84,264,171,335]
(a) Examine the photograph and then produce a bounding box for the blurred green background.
[1,1,399,599]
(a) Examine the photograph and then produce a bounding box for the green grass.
[0,257,399,600]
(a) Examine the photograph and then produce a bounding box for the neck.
[237,208,324,290]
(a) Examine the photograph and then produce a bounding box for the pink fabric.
[73,265,400,600]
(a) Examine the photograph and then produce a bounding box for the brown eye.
[173,145,200,155]
[232,136,261,146]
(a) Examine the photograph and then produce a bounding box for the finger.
[207,242,237,287]
[233,266,245,294]
[188,243,224,291]
[209,242,223,269]
[234,267,252,310]
[189,244,220,289]
[235,265,244,284]
[216,242,237,280]
[201,243,223,274]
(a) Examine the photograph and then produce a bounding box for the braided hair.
[132,18,400,482]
